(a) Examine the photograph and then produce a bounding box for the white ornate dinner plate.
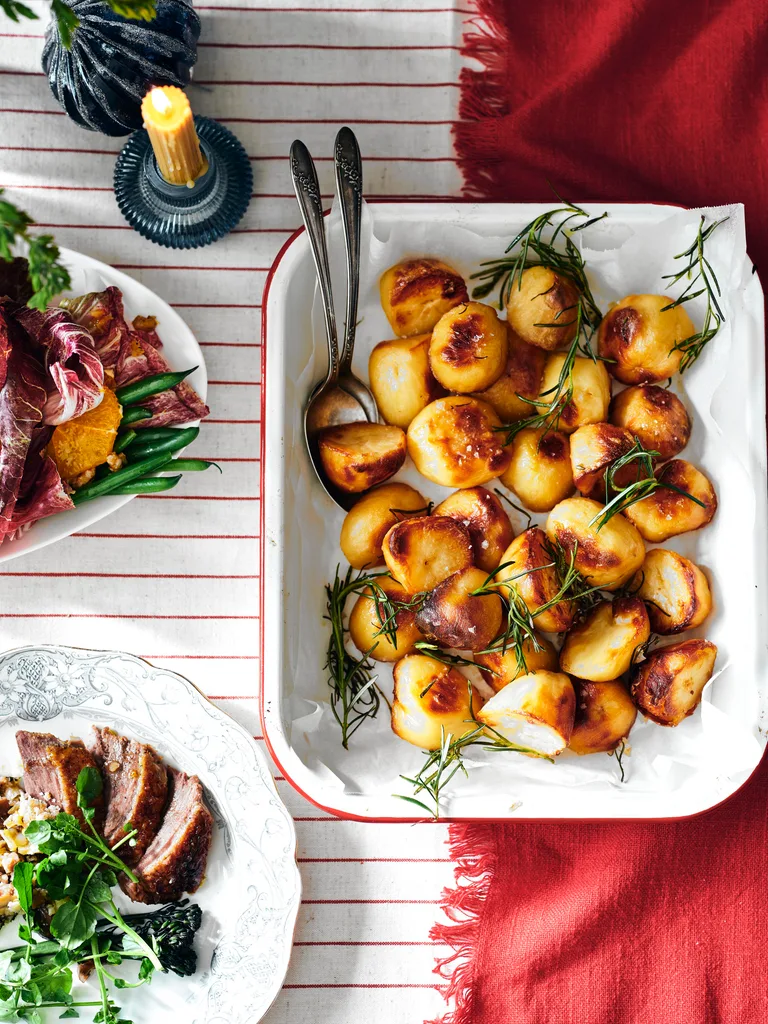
[0,248,208,564]
[0,645,301,1024]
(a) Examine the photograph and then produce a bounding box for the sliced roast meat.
[122,768,213,904]
[16,731,104,828]
[90,727,168,865]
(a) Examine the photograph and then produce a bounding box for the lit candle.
[141,86,207,188]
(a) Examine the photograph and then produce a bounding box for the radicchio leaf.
[59,286,131,370]
[10,452,73,532]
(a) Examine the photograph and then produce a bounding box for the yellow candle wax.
[141,86,207,187]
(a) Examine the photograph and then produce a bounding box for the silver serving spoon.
[290,133,377,511]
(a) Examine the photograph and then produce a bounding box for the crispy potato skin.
[391,656,481,749]
[433,487,514,573]
[597,294,694,384]
[496,528,575,633]
[569,679,637,754]
[369,334,445,429]
[476,670,576,755]
[540,354,611,433]
[609,385,691,461]
[474,328,547,422]
[407,396,512,488]
[348,577,423,663]
[634,548,713,635]
[631,638,717,726]
[380,259,468,338]
[382,515,473,593]
[500,428,574,513]
[505,267,580,351]
[622,459,717,542]
[318,422,406,493]
[416,566,503,652]
[569,422,637,498]
[559,597,650,681]
[546,497,646,590]
[340,483,427,570]
[475,634,558,693]
[429,301,508,393]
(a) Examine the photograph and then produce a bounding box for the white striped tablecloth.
[0,2,473,1019]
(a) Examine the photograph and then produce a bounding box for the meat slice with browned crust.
[16,731,104,828]
[122,768,213,904]
[90,727,168,865]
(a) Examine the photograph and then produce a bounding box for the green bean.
[166,459,221,473]
[116,367,197,406]
[110,475,182,495]
[124,427,184,444]
[126,427,199,460]
[72,453,174,504]
[113,430,136,454]
[119,407,152,426]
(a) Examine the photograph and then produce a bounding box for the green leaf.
[50,900,98,949]
[50,0,79,47]
[18,1010,42,1024]
[11,862,33,915]
[5,957,31,983]
[84,874,112,904]
[24,820,51,846]
[138,958,154,983]
[59,1012,79,1020]
[0,0,37,24]
[106,0,157,20]
[100,868,118,889]
[75,767,102,810]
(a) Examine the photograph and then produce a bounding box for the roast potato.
[416,566,503,652]
[348,576,423,663]
[391,655,481,749]
[609,384,691,461]
[318,422,406,493]
[597,294,695,384]
[494,528,575,633]
[433,486,514,573]
[474,328,547,422]
[622,459,717,543]
[569,680,637,755]
[631,638,717,726]
[382,515,473,593]
[407,396,512,488]
[476,670,576,756]
[633,548,713,635]
[380,258,468,337]
[340,482,427,569]
[539,354,611,433]
[429,301,508,393]
[559,597,650,681]
[500,428,574,512]
[546,497,645,590]
[569,422,637,498]
[369,334,445,429]
[475,633,559,693]
[505,266,580,351]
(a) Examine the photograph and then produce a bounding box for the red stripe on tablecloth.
[0,613,259,619]
[208,696,260,701]
[172,303,262,309]
[140,654,259,659]
[302,898,442,904]
[220,116,458,124]
[135,495,260,500]
[297,857,451,863]
[206,418,262,424]
[195,79,460,87]
[0,572,259,578]
[199,342,262,348]
[112,264,270,272]
[293,940,444,946]
[0,108,65,116]
[194,4,470,10]
[282,984,446,990]
[31,223,291,234]
[76,533,259,539]
[208,380,260,385]
[0,146,457,165]
[199,41,461,49]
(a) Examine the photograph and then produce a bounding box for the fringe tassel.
[425,823,499,1024]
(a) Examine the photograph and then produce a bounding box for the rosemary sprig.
[493,488,533,529]
[661,214,728,372]
[0,0,157,49]
[630,633,659,667]
[0,191,71,310]
[412,643,491,683]
[588,438,704,530]
[613,739,627,783]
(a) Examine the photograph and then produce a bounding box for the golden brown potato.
[634,548,713,635]
[569,422,637,498]
[505,266,580,351]
[318,421,406,494]
[622,459,717,543]
[597,294,695,385]
[631,638,717,726]
[569,680,637,754]
[500,428,574,513]
[476,670,575,755]
[407,396,512,488]
[380,258,468,338]
[391,655,481,750]
[340,483,427,569]
[559,598,650,681]
[368,334,445,429]
[475,633,559,693]
[473,328,547,422]
[348,576,423,663]
[609,384,691,461]
[546,497,645,590]
[540,354,611,433]
[429,301,508,393]
[382,515,473,593]
[494,528,575,633]
[416,566,503,653]
[433,486,514,573]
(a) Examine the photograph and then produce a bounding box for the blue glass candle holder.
[114,116,252,249]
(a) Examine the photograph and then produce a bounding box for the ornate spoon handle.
[334,127,363,375]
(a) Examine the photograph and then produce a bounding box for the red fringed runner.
[432,2,768,1021]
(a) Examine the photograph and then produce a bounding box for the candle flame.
[150,88,173,116]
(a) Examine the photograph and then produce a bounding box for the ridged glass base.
[114,116,253,249]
